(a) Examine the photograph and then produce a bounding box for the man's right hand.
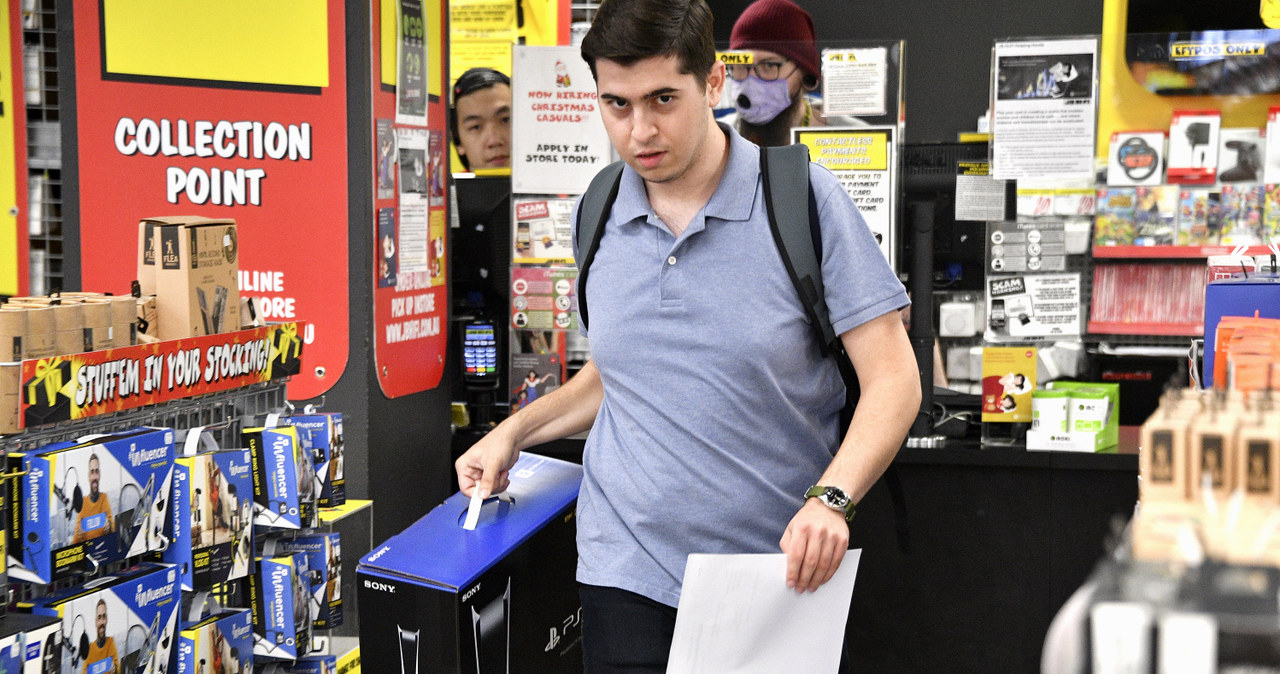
[455,429,521,499]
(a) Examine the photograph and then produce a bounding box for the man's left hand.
[779,498,849,593]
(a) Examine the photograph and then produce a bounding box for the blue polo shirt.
[572,124,908,607]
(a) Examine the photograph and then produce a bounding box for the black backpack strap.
[760,145,838,356]
[574,161,626,332]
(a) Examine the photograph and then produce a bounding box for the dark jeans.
[580,583,677,673]
[579,583,849,673]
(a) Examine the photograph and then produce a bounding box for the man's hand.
[779,498,849,593]
[454,430,521,500]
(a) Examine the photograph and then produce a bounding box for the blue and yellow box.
[279,532,343,630]
[243,427,318,530]
[19,562,180,674]
[174,608,253,674]
[14,427,175,583]
[250,552,312,662]
[164,449,255,591]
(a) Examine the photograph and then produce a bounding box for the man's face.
[88,457,100,497]
[455,83,512,169]
[96,603,107,641]
[595,55,724,185]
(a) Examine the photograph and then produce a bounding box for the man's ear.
[706,60,726,108]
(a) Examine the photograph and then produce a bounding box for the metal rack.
[21,0,63,296]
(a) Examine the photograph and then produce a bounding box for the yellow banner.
[450,0,516,41]
[796,130,889,172]
[102,0,329,87]
[381,0,397,87]
[0,0,17,295]
[427,0,442,97]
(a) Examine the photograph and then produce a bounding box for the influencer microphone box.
[357,453,582,673]
[18,562,180,674]
[11,427,175,584]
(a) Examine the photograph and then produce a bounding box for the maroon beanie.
[729,0,820,79]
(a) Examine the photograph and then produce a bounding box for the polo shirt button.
[667,256,677,265]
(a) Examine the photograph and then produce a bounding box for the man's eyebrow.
[600,87,680,103]
[462,105,511,124]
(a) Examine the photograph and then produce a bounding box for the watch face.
[823,488,849,508]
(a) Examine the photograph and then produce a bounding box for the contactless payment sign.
[73,2,348,400]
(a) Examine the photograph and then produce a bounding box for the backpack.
[573,143,908,547]
[576,143,858,401]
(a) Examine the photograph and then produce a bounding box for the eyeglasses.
[726,59,794,82]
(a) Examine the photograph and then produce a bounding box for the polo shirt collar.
[610,122,761,226]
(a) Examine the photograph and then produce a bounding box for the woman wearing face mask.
[726,0,861,147]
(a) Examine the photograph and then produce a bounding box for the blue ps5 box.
[14,427,175,583]
[243,427,318,530]
[164,449,255,591]
[175,608,252,674]
[1204,275,1280,386]
[357,453,582,674]
[250,552,312,662]
[278,532,343,630]
[18,562,180,674]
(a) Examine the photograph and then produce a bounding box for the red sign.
[19,323,303,429]
[371,0,450,396]
[72,4,348,400]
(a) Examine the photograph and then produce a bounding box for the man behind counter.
[450,68,512,171]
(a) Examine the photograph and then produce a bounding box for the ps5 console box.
[152,217,239,340]
[174,608,253,674]
[357,453,582,674]
[12,427,175,584]
[18,562,180,674]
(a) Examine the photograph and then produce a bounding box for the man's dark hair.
[580,0,715,83]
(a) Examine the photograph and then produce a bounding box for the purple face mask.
[728,76,792,125]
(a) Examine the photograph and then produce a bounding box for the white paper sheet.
[463,488,483,530]
[667,551,861,674]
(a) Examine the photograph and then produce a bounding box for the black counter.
[451,432,1138,672]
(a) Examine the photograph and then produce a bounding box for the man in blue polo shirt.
[454,0,920,670]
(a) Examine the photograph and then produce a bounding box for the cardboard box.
[278,532,343,630]
[138,219,158,296]
[47,302,87,356]
[12,305,56,359]
[163,449,255,591]
[19,562,180,674]
[11,427,175,584]
[250,552,312,661]
[357,453,583,674]
[272,413,346,508]
[136,295,158,343]
[0,611,61,674]
[152,217,239,340]
[174,608,253,674]
[107,295,136,348]
[243,427,319,530]
[81,298,115,352]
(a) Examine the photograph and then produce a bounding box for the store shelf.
[1087,321,1203,336]
[1092,245,1280,259]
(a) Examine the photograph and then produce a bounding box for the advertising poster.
[511,267,578,331]
[19,323,302,428]
[511,45,613,195]
[513,197,576,263]
[986,220,1067,274]
[981,346,1037,423]
[991,37,1098,180]
[984,273,1081,341]
[509,350,561,411]
[396,0,429,126]
[794,126,897,269]
[954,161,1007,222]
[373,0,450,396]
[821,48,887,117]
[72,2,346,400]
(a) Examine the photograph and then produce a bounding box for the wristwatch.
[805,485,856,522]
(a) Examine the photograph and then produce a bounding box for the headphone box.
[11,427,175,584]
[0,611,61,674]
[243,427,318,531]
[250,553,312,662]
[175,608,252,674]
[265,413,346,509]
[357,453,582,674]
[164,449,255,591]
[18,562,180,674]
[277,533,343,631]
